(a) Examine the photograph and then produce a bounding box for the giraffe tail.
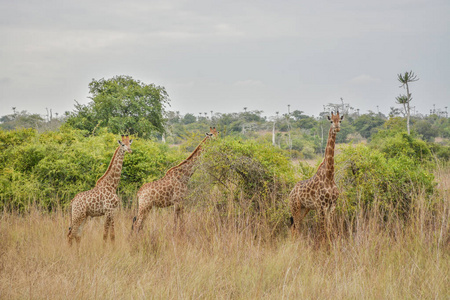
[131,216,137,231]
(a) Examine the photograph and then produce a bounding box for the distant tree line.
[1,74,449,157]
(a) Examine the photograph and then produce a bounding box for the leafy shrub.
[427,142,450,161]
[370,131,433,163]
[336,144,436,218]
[191,137,300,233]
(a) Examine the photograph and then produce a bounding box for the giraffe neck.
[166,136,209,181]
[96,146,125,190]
[321,126,336,180]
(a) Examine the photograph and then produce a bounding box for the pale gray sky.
[1,0,449,118]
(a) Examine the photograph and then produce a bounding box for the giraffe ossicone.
[289,111,343,241]
[132,127,218,235]
[67,134,133,246]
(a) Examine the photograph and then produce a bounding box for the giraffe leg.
[139,212,148,232]
[74,217,87,245]
[109,216,115,243]
[291,205,310,238]
[174,202,183,233]
[132,204,151,235]
[103,214,112,242]
[132,215,142,234]
[67,226,73,246]
[325,202,336,242]
[317,207,328,244]
[68,213,86,246]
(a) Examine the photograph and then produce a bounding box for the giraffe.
[67,135,133,246]
[131,127,218,234]
[289,111,344,241]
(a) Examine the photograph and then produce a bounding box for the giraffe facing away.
[132,127,218,234]
[67,135,133,246]
[289,111,344,240]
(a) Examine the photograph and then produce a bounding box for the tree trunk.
[406,83,411,135]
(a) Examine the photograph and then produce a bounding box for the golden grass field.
[1,167,449,299]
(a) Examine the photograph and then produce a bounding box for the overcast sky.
[1,0,449,118]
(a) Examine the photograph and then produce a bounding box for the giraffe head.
[327,111,344,132]
[206,127,219,139]
[118,135,133,153]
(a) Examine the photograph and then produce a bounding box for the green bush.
[427,142,450,161]
[370,131,433,163]
[336,144,436,218]
[0,128,184,211]
[191,137,301,233]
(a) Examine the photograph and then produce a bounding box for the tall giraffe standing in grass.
[289,111,343,240]
[67,135,132,246]
[132,127,218,234]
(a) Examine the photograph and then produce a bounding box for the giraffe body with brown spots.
[132,127,218,234]
[289,111,343,240]
[67,135,132,246]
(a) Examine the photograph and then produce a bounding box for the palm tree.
[396,71,419,135]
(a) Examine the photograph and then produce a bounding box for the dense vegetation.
[0,121,446,233]
[1,76,449,224]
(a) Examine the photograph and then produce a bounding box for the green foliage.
[412,120,437,142]
[370,131,433,163]
[383,117,406,132]
[335,121,355,143]
[352,113,385,139]
[66,75,169,138]
[427,142,450,161]
[182,113,197,125]
[295,116,317,130]
[336,144,435,218]
[0,128,184,211]
[192,137,300,232]
[420,115,450,139]
[0,127,37,150]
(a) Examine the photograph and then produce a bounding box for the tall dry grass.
[0,168,449,299]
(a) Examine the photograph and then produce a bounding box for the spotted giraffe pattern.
[67,135,132,246]
[289,111,343,240]
[132,127,218,234]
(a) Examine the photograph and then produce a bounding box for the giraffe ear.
[129,139,133,144]
[340,115,344,120]
[327,116,331,121]
[118,140,124,146]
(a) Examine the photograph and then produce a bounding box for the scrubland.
[0,167,449,299]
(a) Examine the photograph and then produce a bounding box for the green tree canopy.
[352,113,385,139]
[182,113,197,125]
[66,75,170,138]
